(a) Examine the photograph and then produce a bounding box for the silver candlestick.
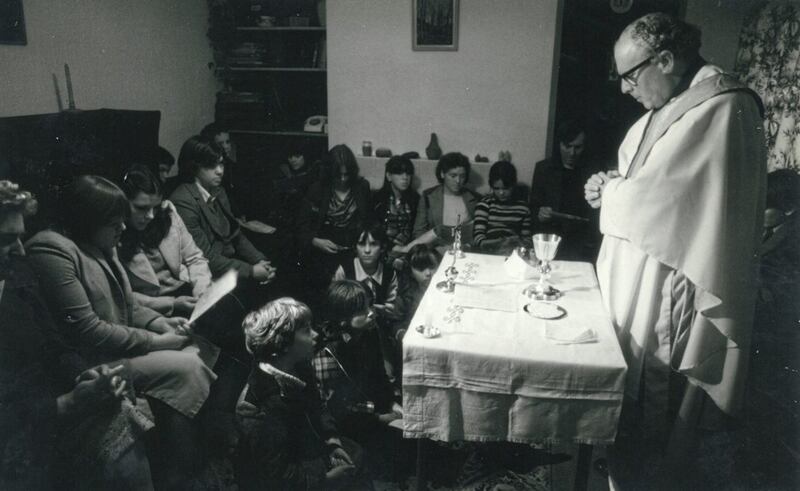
[436,248,459,293]
[448,214,466,259]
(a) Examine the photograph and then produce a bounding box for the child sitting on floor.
[312,280,411,480]
[313,281,401,433]
[332,222,404,380]
[473,160,532,254]
[398,244,441,336]
[237,297,365,490]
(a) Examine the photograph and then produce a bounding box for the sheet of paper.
[388,418,404,430]
[453,284,519,312]
[544,315,599,344]
[189,269,238,324]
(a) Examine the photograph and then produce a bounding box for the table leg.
[573,443,593,491]
[414,439,427,491]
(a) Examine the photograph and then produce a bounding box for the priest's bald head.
[614,13,702,110]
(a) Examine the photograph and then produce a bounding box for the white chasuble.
[597,65,766,416]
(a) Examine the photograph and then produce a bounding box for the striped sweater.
[472,195,532,247]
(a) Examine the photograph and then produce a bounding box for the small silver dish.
[523,302,567,320]
[415,324,441,338]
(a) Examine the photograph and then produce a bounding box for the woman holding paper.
[119,166,249,413]
[118,164,211,316]
[26,175,220,487]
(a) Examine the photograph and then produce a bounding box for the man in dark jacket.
[530,120,603,261]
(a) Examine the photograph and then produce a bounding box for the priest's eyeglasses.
[618,55,657,87]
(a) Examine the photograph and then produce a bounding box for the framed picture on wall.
[413,0,458,51]
[0,0,27,45]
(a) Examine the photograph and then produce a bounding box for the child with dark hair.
[237,297,365,490]
[312,281,400,436]
[332,222,404,382]
[312,280,410,480]
[473,160,532,254]
[372,156,419,266]
[398,245,442,332]
[333,222,401,320]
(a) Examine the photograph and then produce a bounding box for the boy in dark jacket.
[312,281,413,481]
[237,297,364,490]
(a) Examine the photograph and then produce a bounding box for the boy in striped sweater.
[472,160,532,254]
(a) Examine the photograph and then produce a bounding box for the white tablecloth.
[402,253,627,445]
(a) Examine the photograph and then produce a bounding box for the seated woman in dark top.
[26,175,219,488]
[372,155,419,269]
[0,180,152,490]
[237,297,365,490]
[409,152,480,253]
[296,144,372,298]
[169,135,277,289]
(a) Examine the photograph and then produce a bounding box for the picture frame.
[0,0,27,45]
[413,0,458,51]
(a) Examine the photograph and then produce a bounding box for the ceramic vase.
[426,132,442,160]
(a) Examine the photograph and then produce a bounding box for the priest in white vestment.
[585,13,766,488]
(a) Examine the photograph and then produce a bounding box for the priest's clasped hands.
[584,170,621,208]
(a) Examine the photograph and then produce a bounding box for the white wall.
[327,0,560,190]
[0,0,218,158]
[685,0,755,71]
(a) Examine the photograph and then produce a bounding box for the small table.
[402,253,627,489]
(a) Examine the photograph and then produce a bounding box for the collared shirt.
[195,180,218,205]
[333,259,399,307]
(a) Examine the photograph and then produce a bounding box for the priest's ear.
[655,49,676,75]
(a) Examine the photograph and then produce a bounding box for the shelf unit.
[235,26,326,32]
[209,0,328,165]
[219,66,326,73]
[230,129,327,138]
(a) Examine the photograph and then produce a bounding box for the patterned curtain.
[734,2,800,171]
